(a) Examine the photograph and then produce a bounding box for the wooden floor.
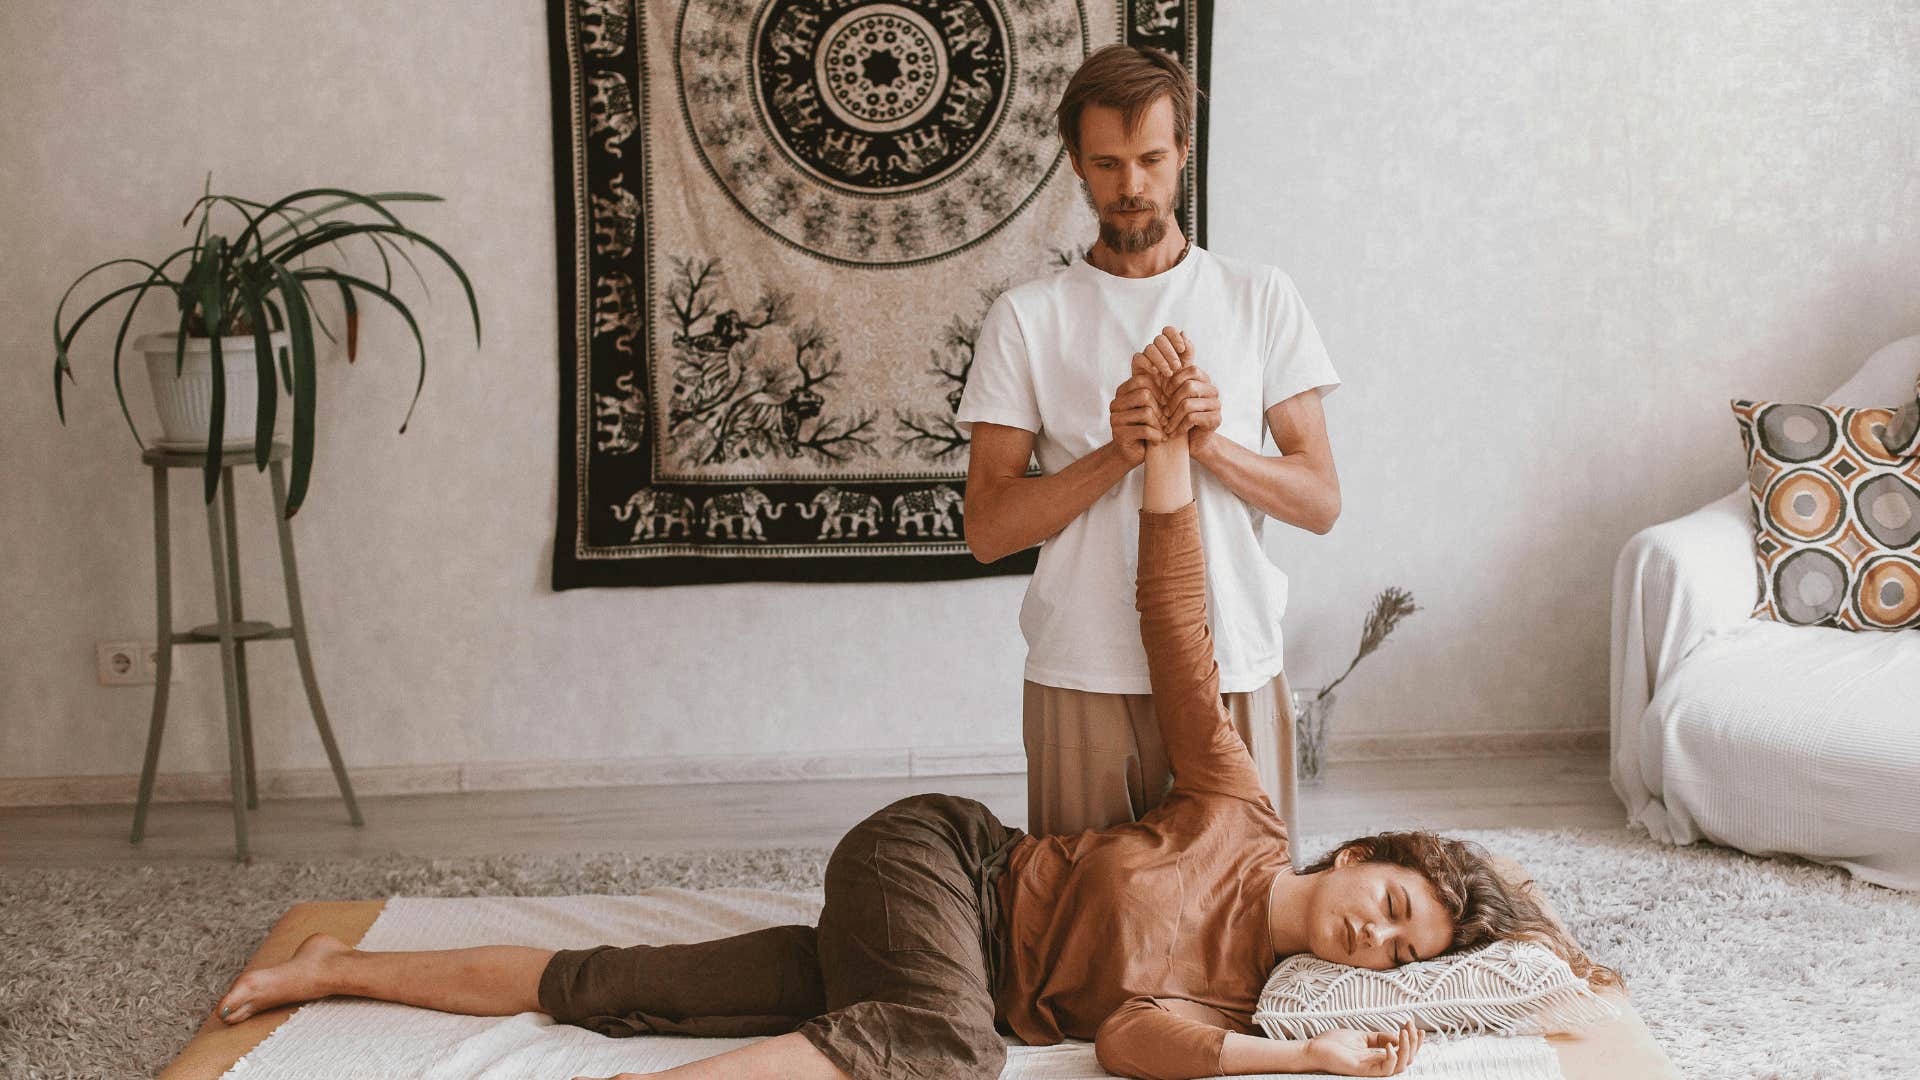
[0,753,1622,868]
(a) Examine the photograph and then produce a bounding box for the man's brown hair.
[1055,43,1202,162]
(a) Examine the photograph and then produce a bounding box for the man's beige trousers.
[1021,673,1301,866]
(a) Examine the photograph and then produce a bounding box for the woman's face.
[1307,851,1457,970]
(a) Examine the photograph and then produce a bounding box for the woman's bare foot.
[217,932,353,1024]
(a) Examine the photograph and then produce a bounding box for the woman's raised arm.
[1134,332,1267,805]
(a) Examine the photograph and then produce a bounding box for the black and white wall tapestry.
[549,0,1213,587]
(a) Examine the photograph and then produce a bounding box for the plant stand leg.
[205,487,251,863]
[1275,673,1301,873]
[271,460,363,827]
[131,467,172,845]
[221,468,259,810]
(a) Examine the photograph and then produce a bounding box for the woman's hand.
[1139,325,1191,381]
[1301,1021,1423,1076]
[1135,327,1221,456]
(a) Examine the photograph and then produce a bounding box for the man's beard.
[1081,180,1170,254]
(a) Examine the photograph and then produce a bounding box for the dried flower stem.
[1317,586,1421,703]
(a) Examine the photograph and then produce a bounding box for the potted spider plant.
[50,175,482,515]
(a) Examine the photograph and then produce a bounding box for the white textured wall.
[2,2,1916,786]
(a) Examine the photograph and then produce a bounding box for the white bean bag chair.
[1610,334,1920,890]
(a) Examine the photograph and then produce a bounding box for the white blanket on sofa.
[1610,336,1920,891]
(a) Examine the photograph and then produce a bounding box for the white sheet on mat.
[222,890,1561,1079]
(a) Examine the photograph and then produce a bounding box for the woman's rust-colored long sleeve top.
[994,502,1294,1079]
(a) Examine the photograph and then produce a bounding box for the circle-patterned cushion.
[1734,397,1920,630]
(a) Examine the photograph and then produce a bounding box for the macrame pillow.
[1254,939,1617,1040]
[1732,396,1920,629]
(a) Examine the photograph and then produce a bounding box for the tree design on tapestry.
[892,246,1088,462]
[893,293,995,462]
[664,256,879,467]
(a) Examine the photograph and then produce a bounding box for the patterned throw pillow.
[1254,939,1616,1039]
[1734,397,1920,630]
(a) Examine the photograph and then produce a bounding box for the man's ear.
[1066,150,1084,182]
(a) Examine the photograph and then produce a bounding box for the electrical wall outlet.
[97,640,150,686]
[141,642,173,682]
[97,640,175,686]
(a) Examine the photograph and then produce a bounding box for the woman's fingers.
[1157,326,1193,365]
[1144,335,1180,376]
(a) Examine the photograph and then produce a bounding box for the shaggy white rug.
[2,828,1916,1079]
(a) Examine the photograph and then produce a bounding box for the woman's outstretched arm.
[1134,331,1267,804]
[1096,995,1423,1078]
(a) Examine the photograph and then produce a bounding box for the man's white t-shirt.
[956,244,1340,694]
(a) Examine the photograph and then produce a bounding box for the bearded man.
[957,44,1342,843]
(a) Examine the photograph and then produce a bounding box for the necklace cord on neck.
[1088,236,1191,275]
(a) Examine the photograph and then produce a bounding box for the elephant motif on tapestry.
[702,487,784,542]
[893,484,963,537]
[1134,0,1181,35]
[592,370,648,455]
[590,172,639,258]
[611,488,694,542]
[587,70,638,160]
[591,271,642,356]
[578,0,631,59]
[796,486,882,539]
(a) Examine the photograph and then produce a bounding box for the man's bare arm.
[1188,389,1341,535]
[965,423,1140,563]
[1139,326,1340,537]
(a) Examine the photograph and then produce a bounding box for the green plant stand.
[128,440,363,861]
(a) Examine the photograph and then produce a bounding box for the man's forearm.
[967,441,1136,562]
[1191,437,1340,535]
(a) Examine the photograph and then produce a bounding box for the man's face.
[1070,96,1188,255]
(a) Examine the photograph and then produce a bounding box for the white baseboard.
[0,729,1603,808]
[1327,727,1609,761]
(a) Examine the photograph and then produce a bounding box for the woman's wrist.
[1142,437,1192,512]
[1219,1032,1311,1074]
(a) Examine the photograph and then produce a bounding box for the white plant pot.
[135,331,287,450]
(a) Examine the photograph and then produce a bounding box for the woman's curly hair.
[1302,830,1622,991]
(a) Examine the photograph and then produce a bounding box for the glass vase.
[1290,686,1336,785]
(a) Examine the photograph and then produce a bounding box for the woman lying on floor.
[218,337,1616,1080]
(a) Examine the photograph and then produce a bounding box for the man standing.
[956,45,1341,841]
